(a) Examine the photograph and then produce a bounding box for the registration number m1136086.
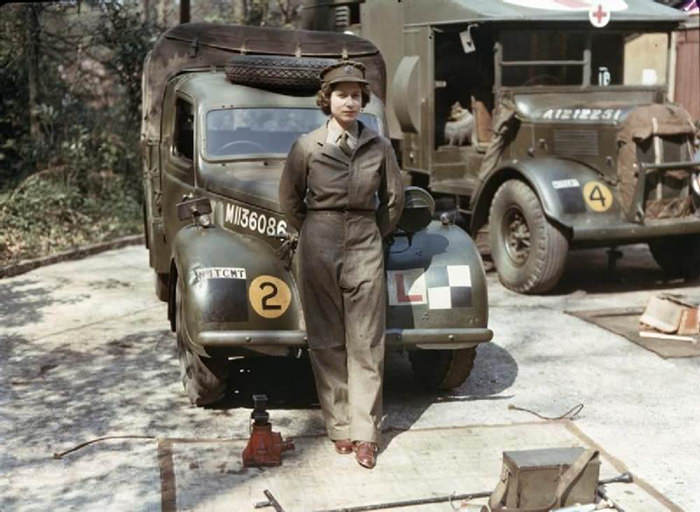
[223,202,288,237]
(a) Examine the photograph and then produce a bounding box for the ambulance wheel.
[409,348,476,390]
[175,277,228,406]
[489,180,568,294]
[648,235,700,280]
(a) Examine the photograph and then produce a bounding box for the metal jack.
[242,394,294,467]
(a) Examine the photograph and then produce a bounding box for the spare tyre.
[225,55,337,94]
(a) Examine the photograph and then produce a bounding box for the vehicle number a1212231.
[224,202,287,237]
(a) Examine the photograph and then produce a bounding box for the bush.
[0,2,157,265]
[0,170,142,264]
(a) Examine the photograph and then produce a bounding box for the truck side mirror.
[397,186,435,234]
[177,197,212,222]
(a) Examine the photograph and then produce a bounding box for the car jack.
[242,394,294,467]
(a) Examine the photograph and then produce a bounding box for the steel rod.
[255,489,286,512]
[313,491,491,512]
[642,161,700,171]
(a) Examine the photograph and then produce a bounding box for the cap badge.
[344,65,354,75]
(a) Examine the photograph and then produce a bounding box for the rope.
[53,435,156,459]
[508,402,584,421]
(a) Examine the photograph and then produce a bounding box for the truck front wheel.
[175,277,228,406]
[648,235,700,280]
[155,272,169,302]
[409,348,476,390]
[489,180,568,293]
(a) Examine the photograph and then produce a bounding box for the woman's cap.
[320,61,369,86]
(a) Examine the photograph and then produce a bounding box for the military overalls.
[279,119,404,443]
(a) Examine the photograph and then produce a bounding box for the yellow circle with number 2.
[249,275,292,318]
[582,181,613,212]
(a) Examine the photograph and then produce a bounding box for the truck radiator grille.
[553,129,599,157]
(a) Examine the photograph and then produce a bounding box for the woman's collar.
[328,117,359,138]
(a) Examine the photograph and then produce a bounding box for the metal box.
[501,447,600,509]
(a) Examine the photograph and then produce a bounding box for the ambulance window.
[174,98,194,161]
[501,30,585,86]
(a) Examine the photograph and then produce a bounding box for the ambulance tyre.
[648,235,700,280]
[409,348,476,390]
[489,180,568,294]
[175,276,228,406]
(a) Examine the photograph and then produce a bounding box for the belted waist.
[307,208,375,216]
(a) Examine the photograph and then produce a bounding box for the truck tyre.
[175,277,228,406]
[489,180,568,293]
[648,235,700,280]
[155,272,169,302]
[409,348,476,390]
[225,55,336,94]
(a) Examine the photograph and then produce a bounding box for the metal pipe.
[313,491,492,512]
[641,161,700,171]
[255,489,287,512]
[500,59,587,66]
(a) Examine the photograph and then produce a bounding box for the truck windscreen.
[500,30,668,88]
[205,108,379,158]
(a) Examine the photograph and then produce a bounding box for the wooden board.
[567,307,700,359]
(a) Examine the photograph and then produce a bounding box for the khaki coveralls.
[279,120,404,443]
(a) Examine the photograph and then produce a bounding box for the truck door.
[161,92,196,251]
[429,26,494,199]
[393,25,433,175]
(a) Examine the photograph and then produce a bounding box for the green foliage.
[0,171,142,263]
[0,0,301,264]
[0,1,157,263]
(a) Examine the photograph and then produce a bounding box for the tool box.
[488,447,600,511]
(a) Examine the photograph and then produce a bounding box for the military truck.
[141,23,492,405]
[302,0,700,293]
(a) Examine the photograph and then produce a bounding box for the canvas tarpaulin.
[140,23,385,144]
[616,103,696,220]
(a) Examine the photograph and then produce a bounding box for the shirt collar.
[327,117,359,142]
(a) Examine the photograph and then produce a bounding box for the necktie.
[338,131,352,157]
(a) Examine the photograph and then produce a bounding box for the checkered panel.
[426,265,472,310]
[388,265,473,309]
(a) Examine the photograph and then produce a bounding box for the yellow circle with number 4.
[249,275,291,318]
[582,181,613,212]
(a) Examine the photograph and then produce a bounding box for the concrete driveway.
[0,244,698,511]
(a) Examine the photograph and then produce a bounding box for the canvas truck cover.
[141,23,385,143]
[377,0,688,26]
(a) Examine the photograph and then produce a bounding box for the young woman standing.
[279,61,404,469]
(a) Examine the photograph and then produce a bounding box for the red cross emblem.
[588,2,611,27]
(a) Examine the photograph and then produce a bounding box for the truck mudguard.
[172,224,303,356]
[471,157,622,239]
[386,220,490,348]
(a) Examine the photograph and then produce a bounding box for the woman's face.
[329,82,362,127]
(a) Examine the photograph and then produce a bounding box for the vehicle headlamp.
[196,213,212,227]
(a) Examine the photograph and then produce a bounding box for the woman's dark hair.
[316,81,371,115]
